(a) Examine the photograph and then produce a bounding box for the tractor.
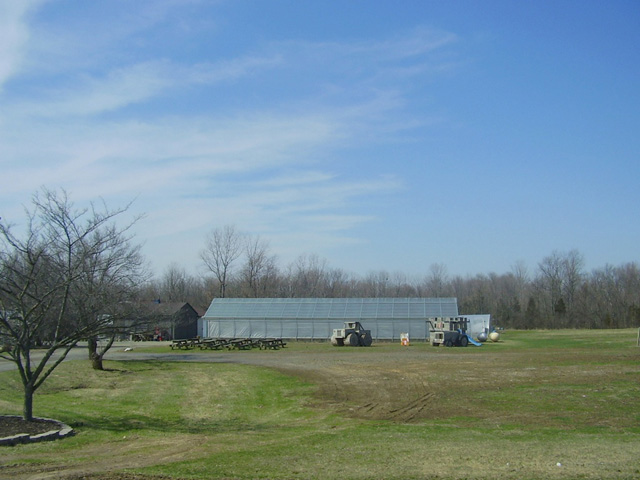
[427,317,471,347]
[331,321,373,346]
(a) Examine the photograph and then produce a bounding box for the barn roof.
[137,301,203,318]
[203,297,458,320]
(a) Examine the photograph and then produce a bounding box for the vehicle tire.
[360,332,373,347]
[444,332,457,347]
[345,333,359,346]
[459,335,469,347]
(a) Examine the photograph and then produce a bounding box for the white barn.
[199,297,469,341]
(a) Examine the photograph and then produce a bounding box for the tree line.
[146,225,640,330]
[2,190,639,422]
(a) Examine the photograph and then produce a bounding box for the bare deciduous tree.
[0,189,146,420]
[200,225,244,298]
[362,270,390,297]
[241,236,277,297]
[537,249,585,326]
[423,263,451,297]
[159,262,200,302]
[75,217,147,370]
[290,254,328,297]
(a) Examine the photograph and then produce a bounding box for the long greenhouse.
[198,297,461,341]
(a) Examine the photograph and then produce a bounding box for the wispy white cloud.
[328,26,458,61]
[18,60,174,117]
[275,26,456,63]
[255,171,336,187]
[0,0,43,90]
[270,26,459,88]
[15,0,215,76]
[0,111,339,198]
[0,2,451,274]
[190,55,284,84]
[8,54,283,118]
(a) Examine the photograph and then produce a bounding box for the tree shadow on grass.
[67,414,273,435]
[60,360,277,436]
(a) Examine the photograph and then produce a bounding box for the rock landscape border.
[0,416,74,446]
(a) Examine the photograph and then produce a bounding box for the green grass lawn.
[1,329,639,480]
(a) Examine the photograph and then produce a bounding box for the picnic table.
[258,338,287,350]
[228,338,254,350]
[170,338,200,350]
[198,338,230,350]
[177,337,287,351]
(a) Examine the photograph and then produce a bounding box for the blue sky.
[1,0,638,279]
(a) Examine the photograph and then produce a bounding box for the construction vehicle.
[331,321,373,347]
[427,317,479,347]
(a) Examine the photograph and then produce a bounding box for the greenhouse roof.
[203,297,458,320]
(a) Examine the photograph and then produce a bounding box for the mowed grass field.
[1,329,639,480]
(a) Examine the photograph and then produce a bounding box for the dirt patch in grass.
[240,345,637,427]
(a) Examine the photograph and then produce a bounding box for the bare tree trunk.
[87,334,116,370]
[87,337,104,370]
[23,384,34,421]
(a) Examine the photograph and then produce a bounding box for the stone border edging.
[0,416,74,446]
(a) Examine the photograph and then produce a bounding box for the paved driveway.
[0,342,167,372]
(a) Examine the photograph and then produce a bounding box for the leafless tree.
[361,270,390,297]
[71,210,147,370]
[511,260,531,309]
[422,263,451,297]
[324,268,357,297]
[241,235,277,297]
[537,249,585,326]
[287,254,328,297]
[200,225,244,298]
[159,262,201,302]
[537,251,566,322]
[0,189,146,420]
[562,249,585,323]
[582,262,640,328]
[388,271,418,297]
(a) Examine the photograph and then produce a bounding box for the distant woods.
[144,231,640,329]
[3,188,636,333]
